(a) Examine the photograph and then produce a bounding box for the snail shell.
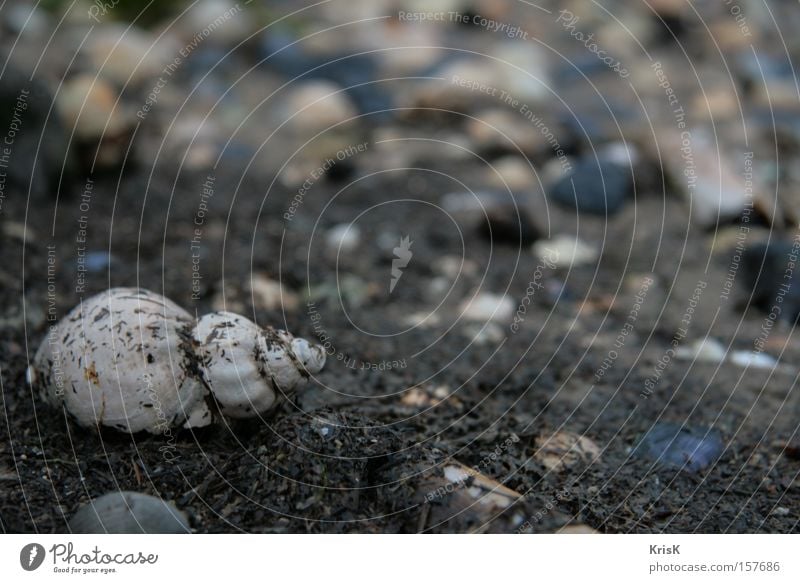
[193,311,326,418]
[29,289,327,432]
[29,288,210,434]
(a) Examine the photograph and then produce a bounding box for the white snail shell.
[193,311,326,418]
[29,288,210,434]
[28,288,326,433]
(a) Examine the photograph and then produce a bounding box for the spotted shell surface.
[193,311,278,418]
[193,311,326,418]
[30,288,210,434]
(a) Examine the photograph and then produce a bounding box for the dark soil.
[2,159,798,533]
[2,0,800,534]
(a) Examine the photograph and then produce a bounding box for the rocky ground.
[2,0,800,533]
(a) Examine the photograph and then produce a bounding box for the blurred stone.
[408,47,550,112]
[533,236,598,268]
[178,0,251,47]
[729,351,778,370]
[260,31,392,118]
[634,423,723,473]
[534,431,601,471]
[490,42,551,105]
[659,129,751,228]
[486,156,539,191]
[403,311,442,328]
[467,108,547,154]
[675,338,727,363]
[0,65,70,198]
[378,27,443,76]
[739,240,800,322]
[558,523,600,534]
[433,255,478,279]
[326,223,361,255]
[463,321,506,345]
[83,24,174,86]
[549,157,631,215]
[692,85,740,121]
[443,190,545,245]
[283,81,359,133]
[3,2,49,35]
[459,292,514,323]
[57,74,133,139]
[69,491,190,534]
[250,274,299,312]
[85,251,112,273]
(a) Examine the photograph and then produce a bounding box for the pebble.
[403,311,442,328]
[57,74,133,140]
[3,2,48,35]
[676,339,782,370]
[599,141,641,168]
[308,275,370,309]
[408,48,550,111]
[659,129,750,227]
[729,351,778,370]
[549,157,632,215]
[260,32,392,118]
[378,31,442,77]
[459,292,514,323]
[0,303,45,331]
[634,423,723,473]
[558,524,600,534]
[463,321,506,345]
[675,338,727,363]
[0,65,68,197]
[533,236,598,268]
[326,224,361,254]
[739,240,800,322]
[250,274,299,312]
[490,42,552,105]
[178,0,251,47]
[535,431,602,471]
[467,108,547,154]
[283,81,359,133]
[480,204,541,246]
[442,190,543,246]
[83,25,173,86]
[540,156,574,189]
[433,255,478,280]
[69,492,190,534]
[85,251,112,273]
[486,156,539,191]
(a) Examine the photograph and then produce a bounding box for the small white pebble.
[729,351,777,369]
[432,385,451,399]
[459,292,514,323]
[533,236,598,268]
[600,141,640,167]
[326,224,361,254]
[676,339,727,363]
[403,311,441,327]
[463,322,506,345]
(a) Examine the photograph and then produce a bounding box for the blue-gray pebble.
[634,423,723,473]
[549,158,631,215]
